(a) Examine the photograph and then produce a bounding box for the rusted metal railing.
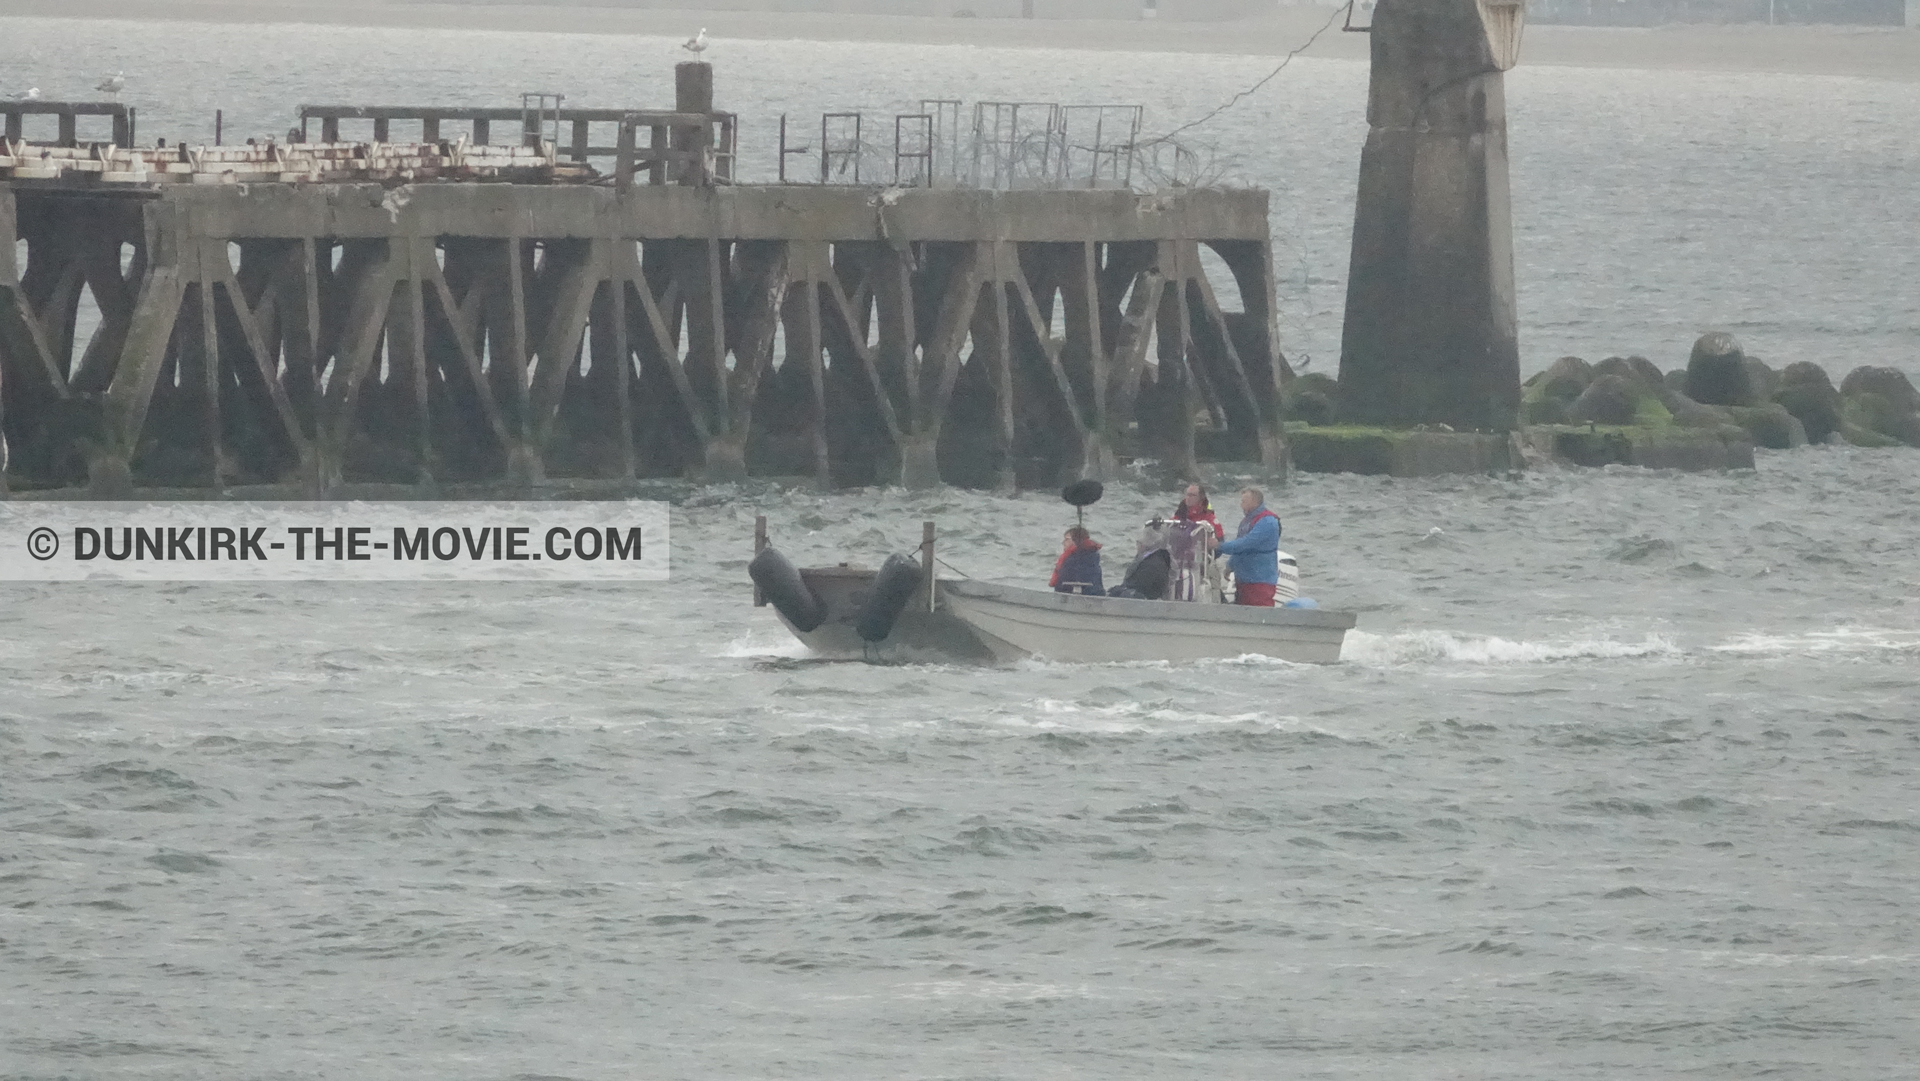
[894,113,934,188]
[821,112,862,184]
[298,104,735,183]
[1,101,134,147]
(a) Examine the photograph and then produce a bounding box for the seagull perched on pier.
[24,87,40,100]
[95,71,125,97]
[681,28,708,53]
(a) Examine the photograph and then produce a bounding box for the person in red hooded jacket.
[1172,483,1225,546]
[1049,526,1105,595]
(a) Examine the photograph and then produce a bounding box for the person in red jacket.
[1049,526,1105,595]
[1172,483,1225,545]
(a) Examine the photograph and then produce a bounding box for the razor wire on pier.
[778,99,1227,191]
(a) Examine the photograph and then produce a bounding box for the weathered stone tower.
[1337,0,1526,432]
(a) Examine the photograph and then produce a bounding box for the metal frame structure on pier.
[1,101,135,148]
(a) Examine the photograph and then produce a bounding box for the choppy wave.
[1343,630,1683,666]
[733,625,1920,670]
[1345,626,1920,667]
[1707,628,1920,659]
[719,632,812,659]
[1013,698,1304,732]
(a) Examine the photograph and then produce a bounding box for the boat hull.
[940,580,1355,664]
[771,569,1354,665]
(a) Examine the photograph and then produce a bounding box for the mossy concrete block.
[1655,384,1728,428]
[1779,361,1836,391]
[1568,374,1640,425]
[1521,426,1633,468]
[1839,421,1902,448]
[1839,366,1920,412]
[1774,364,1843,444]
[1526,356,1594,396]
[1288,426,1512,477]
[1685,332,1757,406]
[1522,395,1569,426]
[1725,403,1808,450]
[1289,428,1399,475]
[1290,372,1339,398]
[1282,372,1339,427]
[1627,427,1756,470]
[1521,356,1592,426]
[1841,392,1920,447]
[1742,356,1780,402]
[1518,425,1755,470]
[1591,355,1665,391]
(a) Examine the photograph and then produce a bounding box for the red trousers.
[1235,581,1277,607]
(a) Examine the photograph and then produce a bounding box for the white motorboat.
[748,511,1356,666]
[938,578,1353,664]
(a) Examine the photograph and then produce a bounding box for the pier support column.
[1207,239,1291,480]
[504,444,544,486]
[93,263,184,496]
[697,437,749,483]
[896,437,941,490]
[93,193,190,494]
[1337,0,1525,432]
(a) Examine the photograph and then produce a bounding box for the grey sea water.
[3,16,1919,1081]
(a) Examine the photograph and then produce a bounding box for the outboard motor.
[1274,551,1301,602]
[749,546,828,632]
[855,552,925,642]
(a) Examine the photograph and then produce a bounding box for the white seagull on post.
[96,71,125,97]
[682,28,708,54]
[25,87,41,100]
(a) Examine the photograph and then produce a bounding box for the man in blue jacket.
[1214,487,1282,606]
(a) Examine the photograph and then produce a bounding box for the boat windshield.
[1141,519,1225,604]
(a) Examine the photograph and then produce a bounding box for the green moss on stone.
[1724,404,1805,450]
[1842,392,1920,447]
[1521,423,1754,470]
[1282,423,1418,444]
[1839,422,1901,449]
[1631,397,1674,428]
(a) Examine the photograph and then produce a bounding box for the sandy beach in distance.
[3,0,1917,81]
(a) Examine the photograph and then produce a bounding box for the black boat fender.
[749,547,827,632]
[856,552,926,642]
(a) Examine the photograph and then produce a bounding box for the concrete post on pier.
[667,59,753,483]
[675,62,713,186]
[1337,0,1526,432]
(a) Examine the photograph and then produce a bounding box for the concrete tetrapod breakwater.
[1516,333,1920,463]
[1281,331,1920,477]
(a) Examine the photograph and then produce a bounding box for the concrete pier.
[1337,0,1526,434]
[0,69,1292,497]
